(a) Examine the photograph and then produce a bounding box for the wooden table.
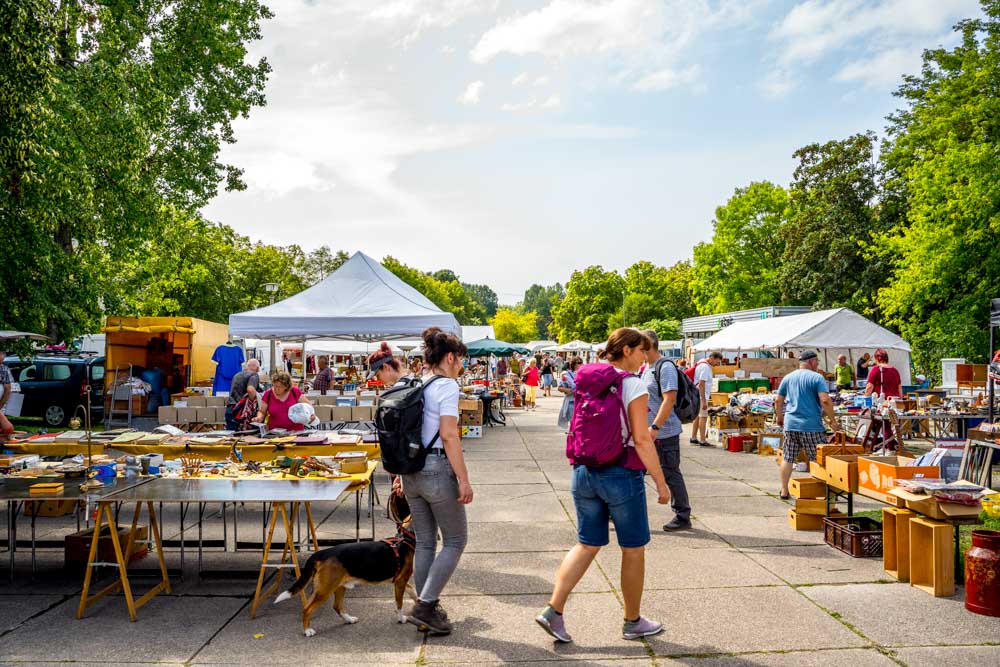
[76,477,350,621]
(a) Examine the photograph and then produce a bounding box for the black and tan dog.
[275,488,416,636]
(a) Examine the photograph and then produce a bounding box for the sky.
[202,0,983,305]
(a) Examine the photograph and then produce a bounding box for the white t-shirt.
[421,376,460,447]
[618,370,648,446]
[694,361,714,400]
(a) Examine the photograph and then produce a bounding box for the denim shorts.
[571,464,650,548]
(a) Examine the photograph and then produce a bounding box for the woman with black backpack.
[400,328,473,637]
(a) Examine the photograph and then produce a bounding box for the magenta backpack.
[565,364,633,467]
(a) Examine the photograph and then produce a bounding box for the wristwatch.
[650,424,660,431]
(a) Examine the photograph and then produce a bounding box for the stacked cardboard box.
[459,398,483,427]
[787,477,829,531]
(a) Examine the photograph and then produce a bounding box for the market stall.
[692,308,914,385]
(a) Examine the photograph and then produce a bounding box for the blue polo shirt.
[777,369,828,433]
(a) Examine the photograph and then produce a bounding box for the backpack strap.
[421,375,447,449]
[653,358,669,398]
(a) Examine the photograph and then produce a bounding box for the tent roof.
[692,308,911,353]
[464,338,530,357]
[557,340,594,352]
[228,252,460,341]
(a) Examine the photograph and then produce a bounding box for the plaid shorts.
[782,430,827,463]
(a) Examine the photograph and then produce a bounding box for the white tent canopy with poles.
[229,252,460,341]
[691,308,913,385]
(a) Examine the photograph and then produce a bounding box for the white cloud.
[633,65,699,92]
[501,98,537,112]
[835,47,924,88]
[766,0,980,93]
[458,80,485,105]
[540,94,561,109]
[512,72,530,86]
[471,0,754,92]
[534,75,550,86]
[759,68,796,98]
[440,45,456,54]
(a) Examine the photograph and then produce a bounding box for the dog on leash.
[275,486,416,636]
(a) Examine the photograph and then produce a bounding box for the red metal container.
[727,435,746,453]
[965,530,1000,617]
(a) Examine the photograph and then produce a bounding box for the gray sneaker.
[406,600,452,635]
[535,605,572,643]
[623,616,664,640]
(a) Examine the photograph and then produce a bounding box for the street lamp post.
[264,283,279,374]
[622,290,626,327]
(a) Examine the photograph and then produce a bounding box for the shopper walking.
[540,356,555,397]
[775,351,840,499]
[556,356,583,430]
[536,328,670,644]
[641,330,691,531]
[522,358,540,409]
[690,352,723,446]
[401,328,473,637]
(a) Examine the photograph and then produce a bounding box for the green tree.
[0,0,273,341]
[624,260,697,320]
[691,182,788,313]
[489,308,539,343]
[876,2,1000,374]
[779,133,885,313]
[551,266,626,343]
[304,247,350,284]
[462,283,499,318]
[522,283,565,338]
[633,318,682,341]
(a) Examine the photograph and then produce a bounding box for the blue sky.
[203,0,982,304]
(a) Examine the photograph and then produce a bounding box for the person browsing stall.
[834,354,855,391]
[691,352,723,446]
[401,328,474,637]
[775,351,840,499]
[312,355,335,394]
[254,370,312,431]
[226,359,261,430]
[864,349,902,399]
[522,358,540,410]
[537,328,670,644]
[540,356,555,397]
[366,343,413,386]
[641,329,691,531]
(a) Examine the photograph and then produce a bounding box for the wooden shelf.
[909,516,955,597]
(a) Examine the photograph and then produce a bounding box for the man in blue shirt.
[641,329,690,531]
[775,350,841,499]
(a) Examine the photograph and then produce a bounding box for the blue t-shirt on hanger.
[212,344,245,395]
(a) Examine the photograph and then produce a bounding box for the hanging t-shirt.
[262,386,305,431]
[212,344,244,395]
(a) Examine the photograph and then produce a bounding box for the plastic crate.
[823,516,883,558]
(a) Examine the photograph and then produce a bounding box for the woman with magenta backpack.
[537,328,670,643]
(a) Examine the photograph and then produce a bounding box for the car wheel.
[44,404,68,427]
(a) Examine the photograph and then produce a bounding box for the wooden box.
[789,477,827,499]
[882,507,915,582]
[458,398,480,412]
[816,443,865,466]
[332,406,353,421]
[857,456,939,505]
[825,455,860,493]
[794,498,828,516]
[157,406,177,424]
[909,517,955,597]
[744,414,767,430]
[711,414,740,430]
[788,508,824,531]
[809,461,826,479]
[340,458,368,474]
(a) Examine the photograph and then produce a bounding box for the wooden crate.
[826,455,860,494]
[794,498,828,516]
[882,507,915,582]
[788,508,824,531]
[816,443,865,466]
[909,517,955,597]
[790,477,827,499]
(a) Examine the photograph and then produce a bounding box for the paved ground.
[1,394,998,665]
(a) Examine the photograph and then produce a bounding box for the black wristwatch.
[650,424,660,431]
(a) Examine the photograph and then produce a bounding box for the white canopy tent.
[557,340,594,352]
[229,252,460,341]
[692,308,913,385]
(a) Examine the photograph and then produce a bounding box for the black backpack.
[375,376,446,475]
[654,358,701,424]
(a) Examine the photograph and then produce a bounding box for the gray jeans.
[655,435,691,521]
[400,453,468,603]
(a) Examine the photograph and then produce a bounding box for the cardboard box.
[157,406,177,424]
[340,458,368,474]
[790,477,827,499]
[176,406,199,423]
[461,425,483,439]
[857,456,939,505]
[332,406,353,422]
[711,414,740,430]
[460,411,484,426]
[788,508,825,531]
[351,406,374,421]
[888,488,984,520]
[317,395,338,406]
[205,396,226,407]
[794,498,828,516]
[826,454,861,493]
[744,414,767,430]
[313,405,333,422]
[25,499,78,517]
[458,398,480,412]
[196,407,219,423]
[187,396,208,408]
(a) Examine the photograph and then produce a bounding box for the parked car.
[2,354,105,427]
